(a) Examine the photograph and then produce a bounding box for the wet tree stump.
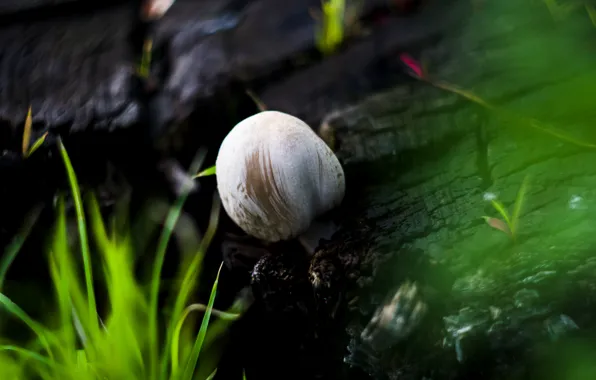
[251,1,596,379]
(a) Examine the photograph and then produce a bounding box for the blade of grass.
[0,346,57,371]
[193,165,216,179]
[57,137,99,347]
[510,175,529,234]
[76,349,87,368]
[0,293,54,359]
[137,38,153,79]
[149,149,207,379]
[170,302,240,376]
[27,132,49,157]
[315,0,346,55]
[206,368,218,380]
[48,256,77,364]
[87,193,146,374]
[399,54,596,150]
[434,80,596,148]
[86,194,113,258]
[201,287,252,351]
[160,191,221,378]
[173,193,221,316]
[182,262,224,379]
[489,199,511,227]
[48,196,81,366]
[21,106,32,157]
[0,203,44,291]
[71,305,88,347]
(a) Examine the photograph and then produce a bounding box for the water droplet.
[569,195,585,210]
[483,192,497,201]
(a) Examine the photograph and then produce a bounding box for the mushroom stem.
[297,219,340,255]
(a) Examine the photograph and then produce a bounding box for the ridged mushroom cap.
[215,111,345,242]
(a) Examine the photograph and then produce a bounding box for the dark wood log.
[248,1,596,379]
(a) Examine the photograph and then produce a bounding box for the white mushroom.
[215,110,345,252]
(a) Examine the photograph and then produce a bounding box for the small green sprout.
[27,132,49,157]
[21,106,48,158]
[194,165,216,178]
[21,106,32,156]
[137,38,153,79]
[314,0,346,55]
[482,175,529,242]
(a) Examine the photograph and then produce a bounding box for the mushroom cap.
[216,110,345,242]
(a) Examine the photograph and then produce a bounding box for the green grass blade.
[88,194,147,376]
[511,175,529,235]
[206,368,218,380]
[201,288,252,351]
[193,165,216,178]
[0,293,54,359]
[243,368,247,380]
[160,191,221,379]
[149,150,207,380]
[427,80,596,149]
[27,132,49,157]
[49,196,87,365]
[149,194,189,379]
[48,254,77,359]
[57,137,99,340]
[170,303,240,376]
[182,262,224,379]
[137,39,153,79]
[172,193,221,320]
[0,345,57,371]
[489,199,511,227]
[85,194,112,260]
[21,106,32,157]
[315,0,346,55]
[0,203,43,291]
[76,349,87,368]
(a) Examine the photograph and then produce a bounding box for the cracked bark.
[282,2,596,379]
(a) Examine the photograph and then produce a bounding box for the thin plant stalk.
[57,137,100,347]
[170,302,240,375]
[148,150,207,379]
[0,203,44,290]
[182,262,224,379]
[160,191,221,378]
